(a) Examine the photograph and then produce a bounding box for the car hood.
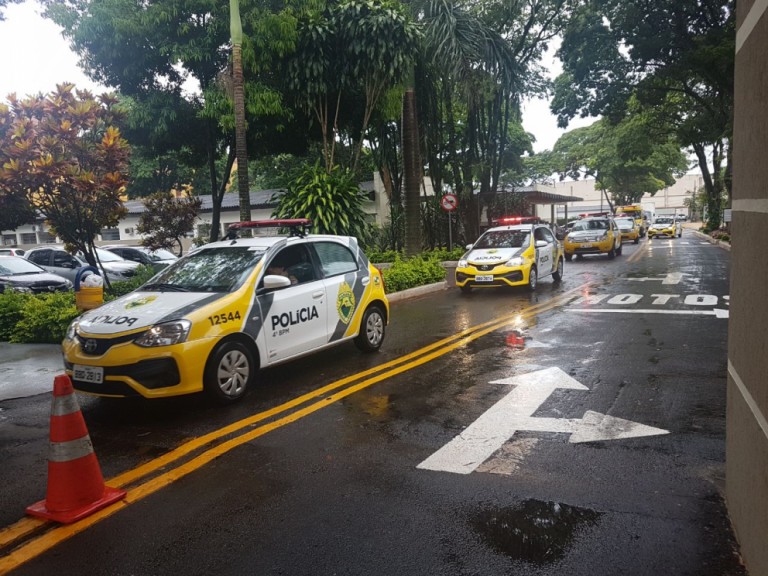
[0,272,70,285]
[568,230,606,240]
[77,291,223,335]
[100,261,141,272]
[465,247,525,266]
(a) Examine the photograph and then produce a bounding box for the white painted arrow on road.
[417,367,669,475]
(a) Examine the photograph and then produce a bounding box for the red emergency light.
[493,216,541,226]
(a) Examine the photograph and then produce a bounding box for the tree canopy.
[551,0,734,229]
[0,84,130,263]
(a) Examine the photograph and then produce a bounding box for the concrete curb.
[386,281,449,303]
[683,224,731,251]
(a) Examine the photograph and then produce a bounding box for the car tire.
[459,285,473,294]
[565,254,573,262]
[204,340,255,404]
[527,266,538,292]
[552,258,563,282]
[634,238,639,244]
[616,243,623,256]
[355,305,386,352]
[608,246,616,259]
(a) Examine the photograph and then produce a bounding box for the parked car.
[0,247,25,257]
[102,245,178,272]
[25,247,141,283]
[0,255,72,294]
[62,219,389,403]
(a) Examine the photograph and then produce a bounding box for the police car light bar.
[493,216,541,225]
[229,218,313,237]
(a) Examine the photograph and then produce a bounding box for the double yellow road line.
[0,282,589,573]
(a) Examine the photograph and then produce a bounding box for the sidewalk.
[0,342,65,400]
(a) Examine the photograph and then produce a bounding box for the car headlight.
[505,256,524,267]
[134,320,191,347]
[65,319,79,341]
[10,285,33,293]
[457,259,468,268]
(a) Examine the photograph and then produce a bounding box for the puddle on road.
[470,499,602,564]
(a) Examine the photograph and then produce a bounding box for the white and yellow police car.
[62,220,389,403]
[454,218,564,293]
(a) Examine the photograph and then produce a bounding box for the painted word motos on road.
[568,294,729,306]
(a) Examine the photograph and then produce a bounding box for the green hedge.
[0,257,451,343]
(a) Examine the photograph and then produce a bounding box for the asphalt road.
[0,230,744,576]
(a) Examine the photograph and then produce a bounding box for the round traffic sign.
[441,193,458,212]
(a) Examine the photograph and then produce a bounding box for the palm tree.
[230,0,250,224]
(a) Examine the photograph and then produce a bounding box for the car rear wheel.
[204,341,255,404]
[527,266,538,292]
[634,238,639,244]
[608,246,616,259]
[616,242,623,256]
[552,258,563,282]
[355,305,386,352]
[565,254,573,262]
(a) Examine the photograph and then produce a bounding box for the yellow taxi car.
[648,216,683,239]
[564,216,623,260]
[615,204,647,237]
[455,218,564,293]
[62,219,389,403]
[614,216,641,244]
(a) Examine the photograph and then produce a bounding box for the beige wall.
[728,3,768,575]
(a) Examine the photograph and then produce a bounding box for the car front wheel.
[527,266,538,292]
[355,305,386,352]
[204,340,255,403]
[552,258,563,282]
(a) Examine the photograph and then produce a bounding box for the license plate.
[578,243,592,248]
[73,364,104,384]
[475,275,494,282]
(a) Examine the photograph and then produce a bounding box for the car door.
[259,243,328,363]
[533,227,557,276]
[49,250,83,282]
[312,240,365,343]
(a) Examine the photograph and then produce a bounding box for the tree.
[272,164,369,241]
[43,0,293,241]
[285,0,419,175]
[0,84,129,265]
[0,0,21,20]
[136,192,202,256]
[547,116,688,207]
[551,0,734,230]
[230,0,250,223]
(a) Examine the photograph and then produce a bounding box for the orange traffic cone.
[26,375,126,524]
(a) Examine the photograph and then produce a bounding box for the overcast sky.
[0,0,593,153]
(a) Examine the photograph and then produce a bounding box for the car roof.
[483,223,540,233]
[199,233,355,251]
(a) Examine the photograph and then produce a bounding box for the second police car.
[62,220,389,403]
[648,216,683,239]
[564,216,623,260]
[455,217,564,293]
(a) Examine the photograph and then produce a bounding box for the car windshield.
[615,219,634,230]
[144,248,177,261]
[0,257,45,275]
[473,230,531,249]
[655,218,674,225]
[571,219,609,231]
[142,246,266,292]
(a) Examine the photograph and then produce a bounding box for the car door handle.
[312,291,324,299]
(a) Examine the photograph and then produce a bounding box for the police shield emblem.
[336,282,356,325]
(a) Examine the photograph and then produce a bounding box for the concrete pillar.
[728,5,768,575]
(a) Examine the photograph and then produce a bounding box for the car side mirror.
[535,240,548,248]
[262,275,292,290]
[465,244,473,250]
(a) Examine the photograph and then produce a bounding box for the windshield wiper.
[142,282,191,292]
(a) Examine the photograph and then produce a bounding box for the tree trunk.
[230,0,250,223]
[402,81,422,256]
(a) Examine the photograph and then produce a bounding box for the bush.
[381,256,446,293]
[9,292,79,343]
[106,265,157,299]
[708,229,731,243]
[0,291,32,341]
